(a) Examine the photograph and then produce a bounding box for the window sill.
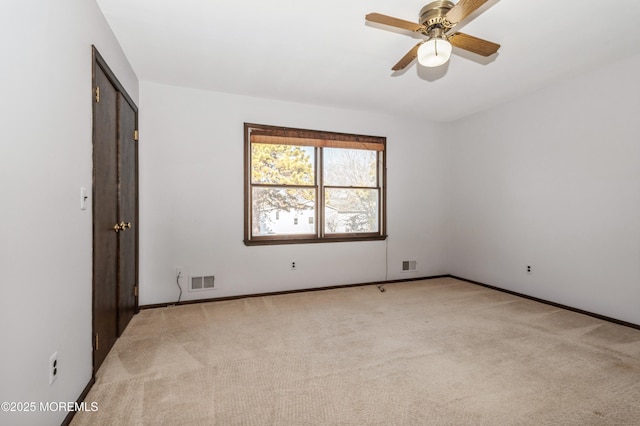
[244,235,388,246]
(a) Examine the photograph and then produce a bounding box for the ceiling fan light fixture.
[366,1,501,73]
[418,33,452,67]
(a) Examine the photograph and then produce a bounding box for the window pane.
[252,187,316,236]
[251,144,314,185]
[325,188,379,233]
[323,148,377,187]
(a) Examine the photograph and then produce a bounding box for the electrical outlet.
[526,265,532,275]
[49,352,58,384]
[291,261,296,270]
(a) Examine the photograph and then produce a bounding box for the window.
[244,123,386,245]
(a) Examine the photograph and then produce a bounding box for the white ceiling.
[96,0,640,122]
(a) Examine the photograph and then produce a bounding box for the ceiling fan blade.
[448,32,500,56]
[445,0,490,26]
[365,13,425,32]
[392,42,423,71]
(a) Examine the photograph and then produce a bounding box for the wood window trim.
[244,123,387,246]
[250,130,385,151]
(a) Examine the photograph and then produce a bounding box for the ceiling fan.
[366,0,500,70]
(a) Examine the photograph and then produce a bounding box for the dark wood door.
[92,47,139,374]
[117,95,138,335]
[93,64,119,372]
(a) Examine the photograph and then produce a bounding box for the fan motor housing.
[419,1,454,30]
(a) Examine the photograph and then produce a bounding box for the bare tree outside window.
[324,148,378,234]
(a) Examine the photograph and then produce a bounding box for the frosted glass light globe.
[417,37,452,67]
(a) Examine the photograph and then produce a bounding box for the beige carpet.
[72,278,640,425]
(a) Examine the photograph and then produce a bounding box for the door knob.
[113,223,123,233]
[119,221,132,229]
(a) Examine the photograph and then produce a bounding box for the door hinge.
[134,285,138,297]
[95,86,100,103]
[95,333,99,351]
[133,130,139,141]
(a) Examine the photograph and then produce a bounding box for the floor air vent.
[402,261,417,272]
[190,275,215,291]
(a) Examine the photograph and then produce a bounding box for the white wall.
[138,81,449,305]
[448,53,640,324]
[0,2,138,425]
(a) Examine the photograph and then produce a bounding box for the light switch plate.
[80,187,88,210]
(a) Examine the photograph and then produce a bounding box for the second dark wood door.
[117,96,137,335]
